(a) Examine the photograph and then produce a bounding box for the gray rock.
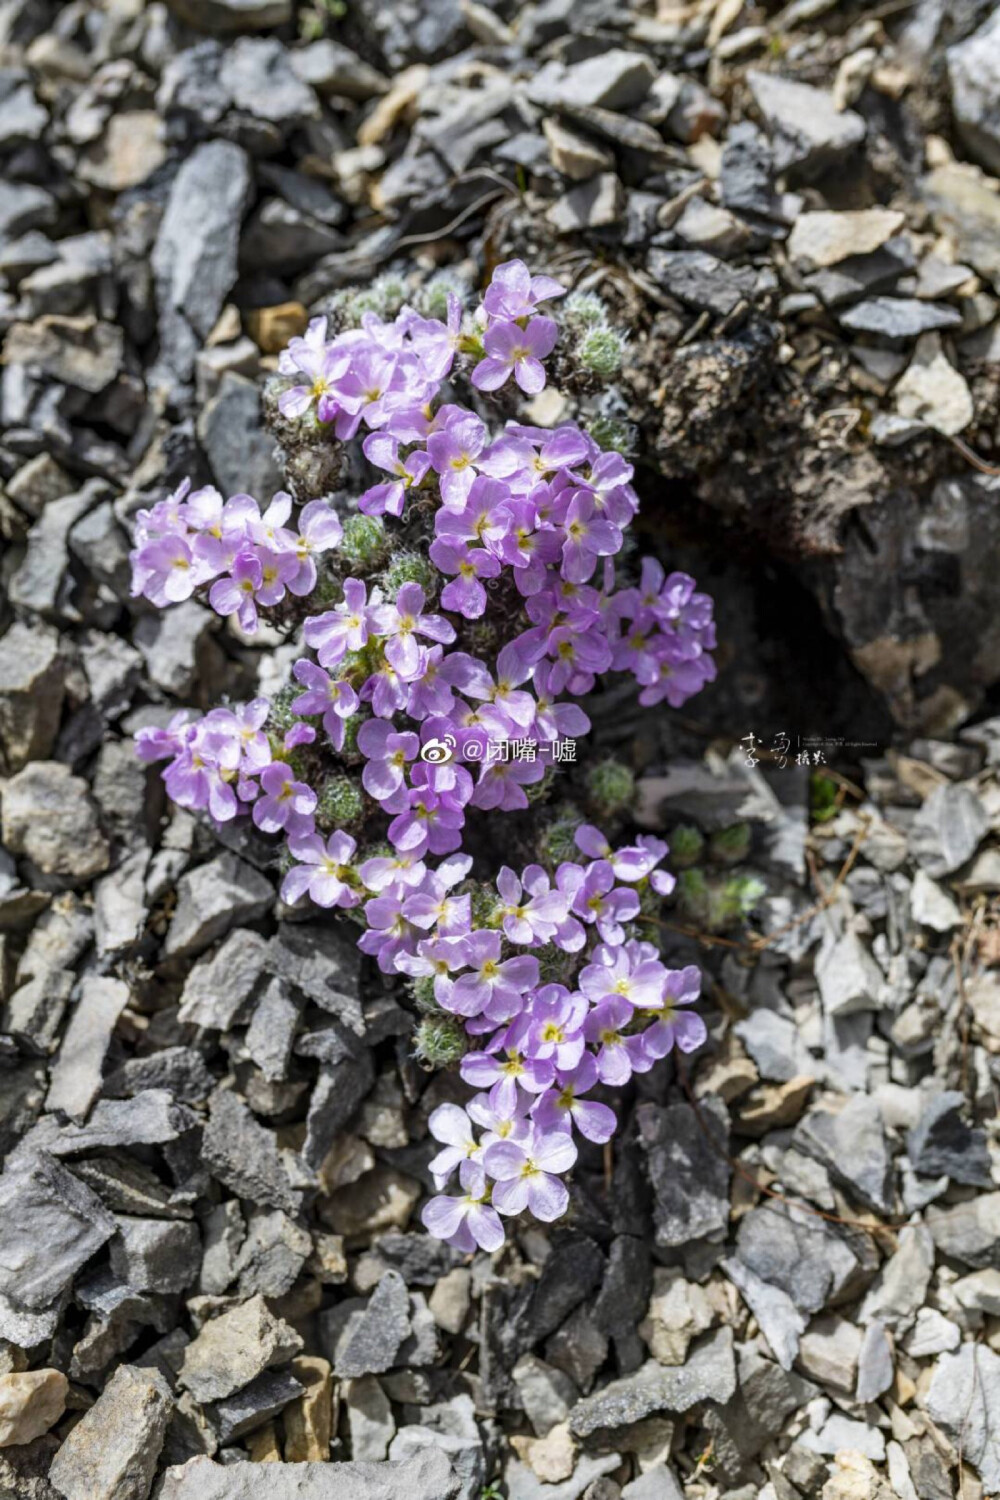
[290,39,388,100]
[152,140,252,383]
[178,928,269,1029]
[207,1367,304,1444]
[8,485,102,618]
[954,1268,1000,1315]
[0,180,56,239]
[302,1052,376,1169]
[734,1201,860,1316]
[388,1412,484,1500]
[158,1448,460,1499]
[909,782,988,876]
[164,854,272,961]
[926,1190,1000,1268]
[199,1201,245,1296]
[110,1218,201,1295]
[815,930,884,1016]
[0,622,64,772]
[948,9,1000,176]
[542,118,614,181]
[735,1008,810,1081]
[721,1256,806,1370]
[5,969,75,1056]
[506,1452,621,1500]
[240,198,344,274]
[267,922,363,1031]
[622,1469,685,1500]
[328,1270,412,1378]
[801,1412,885,1462]
[856,1319,894,1402]
[1,768,110,882]
[910,869,962,931]
[513,1355,577,1437]
[202,1087,302,1215]
[907,1090,992,1186]
[197,372,283,499]
[244,977,299,1083]
[345,1374,396,1460]
[0,1151,115,1311]
[839,296,963,338]
[49,1091,194,1155]
[720,121,781,222]
[548,173,626,233]
[636,1098,730,1249]
[220,37,318,124]
[569,1328,736,1440]
[48,1363,172,1500]
[45,976,129,1122]
[805,241,913,309]
[529,1235,605,1344]
[529,50,655,111]
[795,1096,894,1214]
[648,249,756,316]
[103,1047,215,1106]
[927,1343,1000,1492]
[796,1314,861,1395]
[747,71,865,179]
[133,601,224,699]
[164,0,292,29]
[179,1295,302,1404]
[233,1207,310,1299]
[3,316,123,394]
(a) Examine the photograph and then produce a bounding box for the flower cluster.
[131,259,718,1251]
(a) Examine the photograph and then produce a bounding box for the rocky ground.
[2,0,1000,1497]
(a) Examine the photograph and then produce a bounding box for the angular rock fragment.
[164,854,272,960]
[202,1088,301,1215]
[110,1218,202,1295]
[569,1328,736,1440]
[158,1447,460,1498]
[0,1151,115,1311]
[45,976,129,1121]
[747,71,865,178]
[2,761,110,885]
[178,1295,302,1404]
[927,1343,1000,1492]
[48,1363,172,1500]
[0,622,65,773]
[326,1269,411,1378]
[0,1368,67,1447]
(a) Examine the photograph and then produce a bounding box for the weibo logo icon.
[420,735,456,764]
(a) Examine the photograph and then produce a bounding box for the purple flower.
[558,491,623,584]
[583,996,641,1086]
[209,551,263,632]
[482,259,566,321]
[524,986,587,1071]
[471,316,558,396]
[388,785,465,857]
[369,583,456,678]
[575,826,668,883]
[483,1125,576,1221]
[427,410,489,510]
[401,854,472,935]
[461,1047,553,1114]
[470,756,545,813]
[428,538,500,619]
[357,719,419,812]
[426,1101,482,1188]
[579,945,665,1009]
[571,861,640,946]
[636,965,706,1063]
[253,762,317,834]
[467,1084,531,1150]
[421,1159,504,1253]
[287,500,344,595]
[496,864,567,945]
[532,1055,616,1144]
[304,578,371,668]
[360,434,432,518]
[281,830,360,909]
[277,316,350,420]
[446,931,540,1022]
[292,660,359,749]
[133,534,209,608]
